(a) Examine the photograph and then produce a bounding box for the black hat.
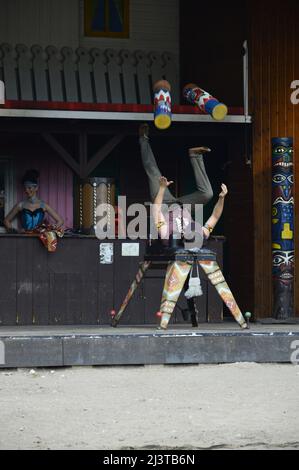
[22,169,39,185]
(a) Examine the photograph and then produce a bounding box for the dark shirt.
[160,209,204,250]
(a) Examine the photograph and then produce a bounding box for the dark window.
[84,0,130,38]
[0,162,5,226]
[0,160,15,230]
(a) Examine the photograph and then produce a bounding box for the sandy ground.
[0,363,299,450]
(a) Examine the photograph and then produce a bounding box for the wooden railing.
[0,43,179,105]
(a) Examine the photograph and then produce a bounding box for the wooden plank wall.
[225,134,254,316]
[0,0,179,58]
[179,1,247,107]
[0,0,79,50]
[0,237,223,326]
[249,0,299,317]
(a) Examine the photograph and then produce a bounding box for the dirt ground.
[0,363,299,450]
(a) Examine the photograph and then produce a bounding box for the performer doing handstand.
[112,126,247,330]
[138,124,235,329]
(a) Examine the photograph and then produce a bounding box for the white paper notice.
[121,243,139,256]
[99,243,114,264]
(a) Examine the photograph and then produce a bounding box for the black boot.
[187,298,198,327]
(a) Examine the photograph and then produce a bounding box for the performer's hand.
[159,176,173,188]
[219,183,228,198]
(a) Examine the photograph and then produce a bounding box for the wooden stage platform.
[0,323,298,368]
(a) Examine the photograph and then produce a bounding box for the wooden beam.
[42,132,80,176]
[0,118,250,138]
[86,133,125,176]
[79,132,88,178]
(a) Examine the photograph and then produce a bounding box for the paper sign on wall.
[99,243,114,264]
[121,243,139,256]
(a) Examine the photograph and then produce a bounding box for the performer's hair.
[22,169,39,185]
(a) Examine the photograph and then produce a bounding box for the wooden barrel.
[75,177,116,234]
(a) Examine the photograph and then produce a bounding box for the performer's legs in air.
[139,124,213,209]
[139,123,176,204]
[178,148,213,206]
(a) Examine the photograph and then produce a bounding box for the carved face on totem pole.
[272,137,294,319]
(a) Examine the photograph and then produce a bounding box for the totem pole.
[272,137,294,319]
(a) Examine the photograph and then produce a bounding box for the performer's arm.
[153,176,173,238]
[3,203,21,231]
[44,203,64,228]
[203,184,228,238]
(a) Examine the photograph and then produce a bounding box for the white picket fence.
[0,43,179,104]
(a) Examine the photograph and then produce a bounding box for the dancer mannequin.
[4,169,64,232]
